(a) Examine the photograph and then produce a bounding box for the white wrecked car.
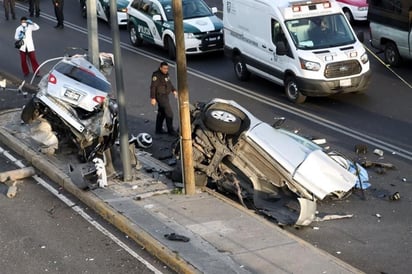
[176,98,366,226]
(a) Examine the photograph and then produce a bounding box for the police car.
[80,0,131,26]
[126,0,224,59]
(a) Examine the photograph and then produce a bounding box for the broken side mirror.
[272,117,285,128]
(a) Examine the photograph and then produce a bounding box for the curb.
[0,114,199,274]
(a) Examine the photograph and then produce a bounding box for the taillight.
[93,96,106,104]
[48,73,57,84]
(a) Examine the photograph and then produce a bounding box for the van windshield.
[285,14,356,50]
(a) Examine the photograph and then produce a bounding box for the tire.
[343,8,353,24]
[166,36,176,60]
[203,106,242,135]
[384,41,402,67]
[129,25,143,46]
[21,97,40,124]
[233,55,250,81]
[285,75,306,104]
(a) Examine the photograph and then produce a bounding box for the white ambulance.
[223,0,371,103]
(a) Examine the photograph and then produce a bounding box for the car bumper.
[185,34,224,55]
[296,70,372,97]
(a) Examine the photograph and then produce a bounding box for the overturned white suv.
[175,98,367,226]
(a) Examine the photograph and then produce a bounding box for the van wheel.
[234,56,250,81]
[129,25,143,46]
[384,42,401,67]
[166,37,176,60]
[285,76,306,104]
[204,107,242,135]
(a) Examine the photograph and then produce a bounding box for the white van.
[368,0,412,67]
[223,0,371,103]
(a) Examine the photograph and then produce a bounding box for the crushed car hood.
[246,122,357,200]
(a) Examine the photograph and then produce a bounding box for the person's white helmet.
[136,133,153,148]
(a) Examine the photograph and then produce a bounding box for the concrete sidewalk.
[0,107,362,274]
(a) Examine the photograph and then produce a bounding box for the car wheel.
[384,41,402,67]
[21,97,40,124]
[285,75,306,104]
[166,36,176,60]
[343,8,353,23]
[129,25,143,46]
[203,107,242,135]
[234,56,250,81]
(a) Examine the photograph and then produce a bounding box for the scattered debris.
[375,213,381,218]
[361,160,395,169]
[402,178,407,182]
[314,214,353,222]
[164,233,190,242]
[354,144,368,155]
[389,192,400,201]
[373,149,384,157]
[312,138,326,145]
[0,167,36,198]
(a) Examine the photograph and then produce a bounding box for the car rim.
[386,48,395,63]
[210,110,237,123]
[287,82,298,99]
[130,28,137,44]
[235,62,243,76]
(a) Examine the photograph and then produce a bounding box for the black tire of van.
[129,25,143,46]
[285,75,306,104]
[165,36,176,60]
[203,106,242,135]
[384,41,402,67]
[234,56,251,81]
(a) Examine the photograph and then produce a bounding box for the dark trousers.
[156,95,174,133]
[20,50,40,76]
[29,0,40,16]
[3,0,16,19]
[53,0,64,26]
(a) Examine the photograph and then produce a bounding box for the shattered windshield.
[162,0,213,21]
[285,14,356,50]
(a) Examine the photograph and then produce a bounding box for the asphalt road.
[1,1,412,274]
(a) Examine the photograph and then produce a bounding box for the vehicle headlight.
[360,52,369,64]
[184,33,195,39]
[118,7,127,12]
[299,58,321,71]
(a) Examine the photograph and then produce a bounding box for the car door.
[147,1,165,46]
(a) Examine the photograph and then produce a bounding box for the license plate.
[340,79,351,87]
[208,37,217,41]
[64,89,81,101]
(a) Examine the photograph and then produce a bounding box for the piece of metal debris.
[389,192,400,201]
[373,149,384,157]
[314,214,353,222]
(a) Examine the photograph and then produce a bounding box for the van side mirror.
[153,14,162,21]
[211,7,218,14]
[356,31,364,43]
[275,41,288,56]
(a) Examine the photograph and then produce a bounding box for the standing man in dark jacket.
[28,0,40,17]
[150,61,178,136]
[52,0,64,29]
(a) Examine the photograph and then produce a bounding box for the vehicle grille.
[324,60,362,78]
